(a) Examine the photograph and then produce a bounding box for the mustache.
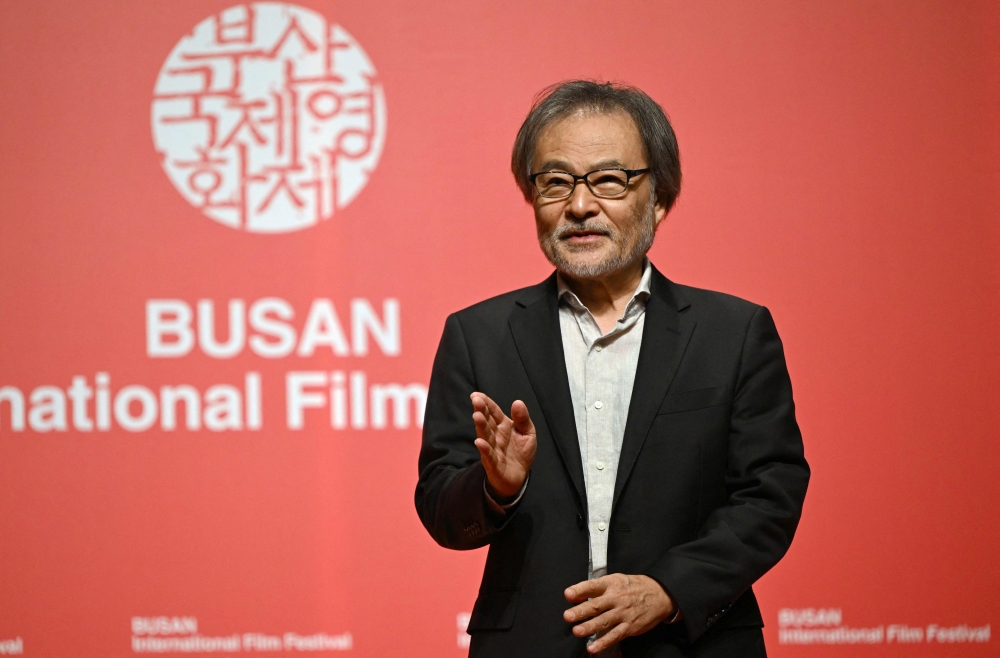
[550,222,615,240]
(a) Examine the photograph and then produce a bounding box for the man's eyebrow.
[536,159,572,172]
[535,158,628,172]
[590,158,627,169]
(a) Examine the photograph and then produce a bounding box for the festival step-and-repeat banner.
[1,1,997,656]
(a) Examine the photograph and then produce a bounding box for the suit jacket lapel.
[508,275,588,510]
[613,268,695,512]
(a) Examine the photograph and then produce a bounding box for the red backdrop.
[1,1,998,656]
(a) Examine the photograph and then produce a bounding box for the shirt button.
[595,345,603,352]
[595,461,605,470]
[594,400,603,409]
[598,522,607,531]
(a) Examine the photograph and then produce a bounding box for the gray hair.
[511,80,681,213]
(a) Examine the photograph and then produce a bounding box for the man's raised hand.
[471,393,537,499]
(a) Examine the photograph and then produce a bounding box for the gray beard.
[538,198,656,280]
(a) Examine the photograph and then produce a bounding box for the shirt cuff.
[483,476,529,514]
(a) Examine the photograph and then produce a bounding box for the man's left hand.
[563,574,676,654]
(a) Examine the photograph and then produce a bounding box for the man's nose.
[567,179,600,218]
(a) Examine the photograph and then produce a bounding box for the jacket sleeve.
[415,313,513,550]
[645,306,810,641]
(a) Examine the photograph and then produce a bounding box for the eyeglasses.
[529,167,650,199]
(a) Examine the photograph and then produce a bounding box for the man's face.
[532,111,666,280]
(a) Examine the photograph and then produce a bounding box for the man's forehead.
[533,110,643,169]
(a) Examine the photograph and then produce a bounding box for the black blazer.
[415,266,809,657]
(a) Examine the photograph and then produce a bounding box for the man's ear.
[653,199,668,228]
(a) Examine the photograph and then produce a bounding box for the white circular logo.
[152,3,386,233]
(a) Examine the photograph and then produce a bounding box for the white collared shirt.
[557,260,651,579]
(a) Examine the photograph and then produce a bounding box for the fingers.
[472,409,499,442]
[473,415,501,465]
[471,410,493,445]
[586,620,630,654]
[572,608,620,638]
[470,391,496,414]
[564,574,673,653]
[472,394,509,485]
[483,395,508,426]
[471,393,502,441]
[472,393,510,431]
[565,578,607,602]
[473,438,494,459]
[470,392,498,416]
[510,399,536,436]
[564,595,611,623]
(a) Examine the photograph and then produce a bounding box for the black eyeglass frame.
[528,167,651,199]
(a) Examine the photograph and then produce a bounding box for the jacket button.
[576,514,585,530]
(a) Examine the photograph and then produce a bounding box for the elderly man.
[415,80,809,657]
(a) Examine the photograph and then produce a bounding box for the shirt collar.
[557,258,652,310]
